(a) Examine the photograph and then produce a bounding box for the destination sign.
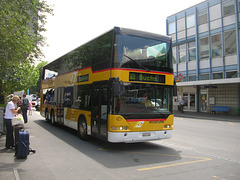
[77,74,89,83]
[129,72,165,83]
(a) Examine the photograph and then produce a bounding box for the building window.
[181,76,187,82]
[172,46,176,64]
[188,75,196,81]
[199,74,209,80]
[177,18,185,32]
[168,22,176,34]
[239,0,240,12]
[225,30,237,55]
[223,0,235,17]
[213,72,223,79]
[199,37,209,59]
[226,71,238,78]
[188,41,196,61]
[179,44,186,63]
[198,10,208,25]
[210,4,221,21]
[211,33,222,58]
[187,14,195,28]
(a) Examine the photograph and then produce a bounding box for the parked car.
[31,100,37,108]
[35,98,41,111]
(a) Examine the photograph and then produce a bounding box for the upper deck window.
[114,34,172,72]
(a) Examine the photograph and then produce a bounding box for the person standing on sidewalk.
[22,94,29,123]
[179,97,185,113]
[4,96,21,149]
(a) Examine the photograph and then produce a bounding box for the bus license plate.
[142,132,151,137]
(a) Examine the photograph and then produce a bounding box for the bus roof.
[44,27,171,69]
[114,27,171,42]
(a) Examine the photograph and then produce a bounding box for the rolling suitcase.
[14,124,24,149]
[16,129,29,158]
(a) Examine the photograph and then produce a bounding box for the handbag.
[12,114,24,126]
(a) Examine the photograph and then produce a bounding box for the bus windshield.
[114,34,172,72]
[113,83,172,118]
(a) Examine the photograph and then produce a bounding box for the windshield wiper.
[124,54,150,72]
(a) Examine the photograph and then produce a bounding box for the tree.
[0,0,53,102]
[29,61,48,96]
[5,62,39,91]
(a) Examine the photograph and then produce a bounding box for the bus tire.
[78,117,88,140]
[50,110,55,125]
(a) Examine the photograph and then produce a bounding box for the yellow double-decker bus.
[40,27,174,143]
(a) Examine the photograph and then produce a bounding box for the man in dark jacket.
[22,94,29,123]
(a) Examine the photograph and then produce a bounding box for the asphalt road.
[0,111,240,180]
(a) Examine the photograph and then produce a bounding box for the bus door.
[56,87,64,124]
[91,81,108,140]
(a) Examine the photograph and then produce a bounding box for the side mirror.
[113,82,125,97]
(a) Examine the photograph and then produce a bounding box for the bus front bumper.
[108,130,173,143]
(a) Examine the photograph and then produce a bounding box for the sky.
[42,0,204,63]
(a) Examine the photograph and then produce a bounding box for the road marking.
[98,147,212,171]
[13,168,20,180]
[137,157,212,171]
[213,176,226,180]
[228,122,234,125]
[176,117,188,121]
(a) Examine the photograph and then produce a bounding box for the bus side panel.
[64,108,91,133]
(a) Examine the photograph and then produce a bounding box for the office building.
[167,0,240,114]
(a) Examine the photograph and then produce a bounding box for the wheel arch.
[77,114,88,140]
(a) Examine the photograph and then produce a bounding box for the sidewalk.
[173,110,240,122]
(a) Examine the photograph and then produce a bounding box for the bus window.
[114,34,172,72]
[64,87,73,107]
[73,85,91,110]
[113,83,172,115]
[43,89,55,105]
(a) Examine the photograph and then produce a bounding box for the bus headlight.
[120,127,128,130]
[164,125,171,129]
[111,126,128,131]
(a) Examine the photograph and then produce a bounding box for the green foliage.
[0,0,53,98]
[29,61,48,95]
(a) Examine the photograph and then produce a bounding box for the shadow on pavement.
[33,119,182,169]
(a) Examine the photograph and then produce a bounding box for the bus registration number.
[142,132,151,137]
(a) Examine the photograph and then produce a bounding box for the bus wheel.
[50,110,55,125]
[78,117,87,140]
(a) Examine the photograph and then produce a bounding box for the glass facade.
[187,14,195,28]
[167,0,239,81]
[167,0,240,113]
[211,33,222,58]
[179,44,186,63]
[199,37,209,60]
[188,41,196,61]
[223,0,235,17]
[198,10,208,25]
[224,30,237,55]
[168,22,176,34]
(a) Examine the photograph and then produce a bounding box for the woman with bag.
[4,96,21,149]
